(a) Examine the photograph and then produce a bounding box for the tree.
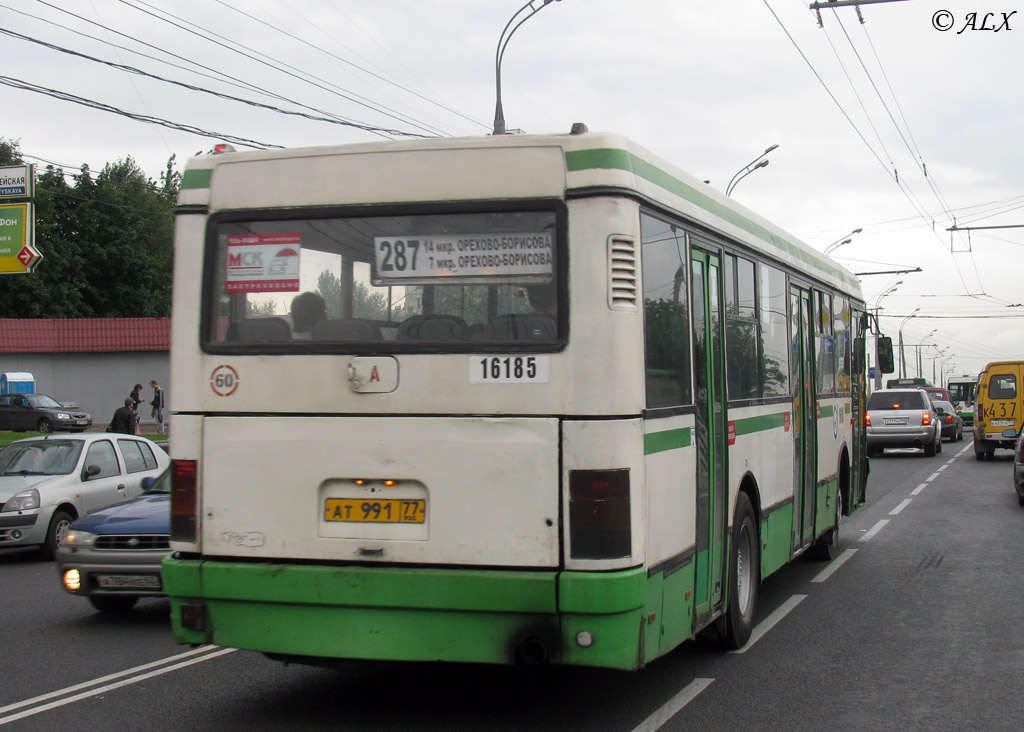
[0,135,177,317]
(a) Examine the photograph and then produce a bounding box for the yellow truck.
[974,360,1024,460]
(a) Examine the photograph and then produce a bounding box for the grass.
[0,431,169,449]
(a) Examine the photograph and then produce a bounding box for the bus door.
[691,249,727,623]
[789,285,817,551]
[849,308,869,510]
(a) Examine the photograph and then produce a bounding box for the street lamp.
[915,329,937,377]
[493,0,563,135]
[898,308,920,378]
[872,280,901,388]
[725,144,778,196]
[824,227,863,256]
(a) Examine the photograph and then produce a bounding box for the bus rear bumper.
[162,555,648,670]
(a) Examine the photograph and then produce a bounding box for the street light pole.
[493,0,563,135]
[725,144,778,196]
[898,308,919,378]
[872,281,901,389]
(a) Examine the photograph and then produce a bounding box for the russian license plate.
[96,574,161,589]
[76,420,88,425]
[991,419,1015,427]
[324,498,426,524]
[884,418,908,425]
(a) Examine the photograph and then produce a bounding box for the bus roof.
[178,130,861,297]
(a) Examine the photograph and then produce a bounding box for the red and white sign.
[210,364,240,397]
[225,233,301,293]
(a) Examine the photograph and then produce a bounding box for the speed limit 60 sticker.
[210,364,240,396]
[469,355,549,384]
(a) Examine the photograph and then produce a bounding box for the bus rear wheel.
[719,493,759,650]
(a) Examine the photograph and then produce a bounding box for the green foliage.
[0,136,177,318]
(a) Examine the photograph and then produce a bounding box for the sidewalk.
[87,422,168,438]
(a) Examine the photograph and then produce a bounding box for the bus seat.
[311,319,383,341]
[397,314,468,341]
[226,317,291,343]
[488,314,556,341]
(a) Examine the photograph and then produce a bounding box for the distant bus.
[947,376,978,425]
[886,377,928,388]
[163,130,869,670]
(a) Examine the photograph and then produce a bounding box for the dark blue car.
[55,467,169,612]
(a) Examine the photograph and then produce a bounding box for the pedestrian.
[110,397,139,435]
[149,379,166,434]
[129,383,144,412]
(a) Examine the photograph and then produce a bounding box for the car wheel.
[89,595,139,613]
[36,418,53,434]
[925,439,937,457]
[40,510,74,560]
[717,493,759,650]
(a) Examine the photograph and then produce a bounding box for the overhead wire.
[0,75,282,149]
[208,0,488,133]
[20,0,402,140]
[1,28,424,139]
[114,0,448,138]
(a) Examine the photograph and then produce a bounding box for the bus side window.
[640,212,692,409]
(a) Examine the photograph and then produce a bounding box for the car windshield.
[144,468,171,494]
[25,394,63,409]
[868,391,926,410]
[0,440,84,476]
[933,400,954,413]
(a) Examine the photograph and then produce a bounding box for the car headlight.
[56,412,71,420]
[64,529,97,547]
[4,489,40,511]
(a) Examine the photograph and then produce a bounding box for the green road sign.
[0,203,42,274]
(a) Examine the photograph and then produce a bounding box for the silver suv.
[866,388,942,457]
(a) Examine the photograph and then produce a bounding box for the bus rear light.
[569,469,631,559]
[171,459,198,543]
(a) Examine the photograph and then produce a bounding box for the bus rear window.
[203,209,561,351]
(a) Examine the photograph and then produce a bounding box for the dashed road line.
[729,594,807,655]
[811,548,858,583]
[0,646,235,726]
[630,678,715,732]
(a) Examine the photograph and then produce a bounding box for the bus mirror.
[877,336,895,374]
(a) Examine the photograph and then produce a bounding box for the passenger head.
[291,292,327,332]
[124,397,134,407]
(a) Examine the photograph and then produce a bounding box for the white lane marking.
[926,472,941,482]
[936,464,948,472]
[729,594,807,655]
[811,548,858,583]
[889,499,913,515]
[859,519,890,542]
[630,677,715,732]
[911,482,928,496]
[0,646,236,726]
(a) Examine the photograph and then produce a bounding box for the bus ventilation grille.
[608,235,638,311]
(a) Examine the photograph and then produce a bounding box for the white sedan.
[0,433,170,559]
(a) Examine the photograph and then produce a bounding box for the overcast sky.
[3,0,1021,378]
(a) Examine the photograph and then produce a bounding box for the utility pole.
[810,0,912,26]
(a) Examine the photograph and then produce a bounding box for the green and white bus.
[164,129,868,671]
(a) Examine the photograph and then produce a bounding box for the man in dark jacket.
[110,398,138,435]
